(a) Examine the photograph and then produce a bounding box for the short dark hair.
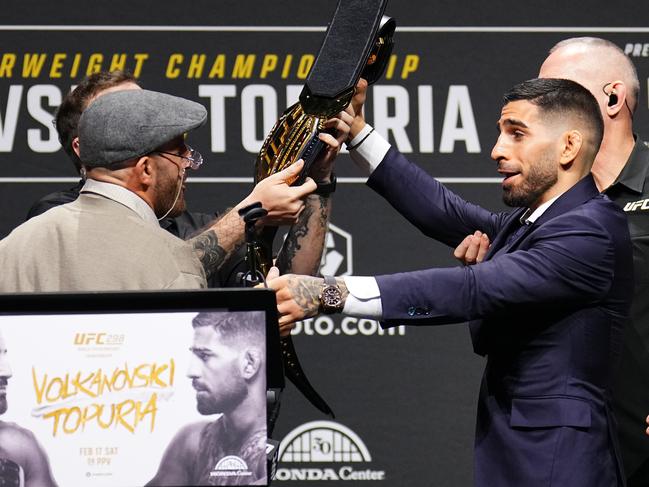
[55,71,140,173]
[192,311,265,351]
[503,78,604,162]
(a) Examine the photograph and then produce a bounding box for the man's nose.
[0,358,12,378]
[491,139,506,162]
[186,356,200,378]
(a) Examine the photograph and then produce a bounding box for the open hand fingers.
[352,78,368,112]
[318,132,340,150]
[454,231,489,265]
[477,233,491,262]
[323,111,354,145]
[266,265,280,281]
[279,321,295,337]
[463,231,483,264]
[292,176,317,198]
[453,235,472,263]
[271,158,304,184]
[274,286,305,329]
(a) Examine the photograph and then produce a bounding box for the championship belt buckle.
[255,3,395,186]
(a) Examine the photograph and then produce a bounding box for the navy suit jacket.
[368,147,633,486]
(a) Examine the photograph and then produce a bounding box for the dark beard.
[502,157,558,208]
[0,377,7,414]
[196,377,248,416]
[154,172,185,218]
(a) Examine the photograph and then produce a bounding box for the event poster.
[0,310,268,486]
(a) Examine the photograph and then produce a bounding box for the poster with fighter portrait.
[0,309,268,487]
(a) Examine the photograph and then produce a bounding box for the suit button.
[408,306,416,316]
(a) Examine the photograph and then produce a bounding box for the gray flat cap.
[78,89,207,168]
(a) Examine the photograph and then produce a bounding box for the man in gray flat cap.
[0,89,344,293]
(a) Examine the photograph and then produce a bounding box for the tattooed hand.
[240,160,316,226]
[265,267,348,329]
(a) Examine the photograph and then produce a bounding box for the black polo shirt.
[605,137,649,486]
[26,180,85,220]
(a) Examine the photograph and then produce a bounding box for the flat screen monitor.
[0,288,282,486]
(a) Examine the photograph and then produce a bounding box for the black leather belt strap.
[256,0,395,419]
[282,336,334,417]
[300,0,390,117]
[279,0,393,419]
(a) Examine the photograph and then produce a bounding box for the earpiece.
[608,92,618,107]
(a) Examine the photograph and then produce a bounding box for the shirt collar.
[522,194,562,225]
[80,179,159,227]
[608,136,649,194]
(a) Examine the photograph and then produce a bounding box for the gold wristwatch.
[320,276,344,314]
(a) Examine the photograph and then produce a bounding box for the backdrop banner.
[1,1,648,485]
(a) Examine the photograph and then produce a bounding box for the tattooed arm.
[275,194,331,275]
[188,209,243,281]
[274,107,353,276]
[191,106,352,280]
[267,273,349,327]
[189,161,316,280]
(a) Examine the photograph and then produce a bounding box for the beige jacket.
[0,184,206,292]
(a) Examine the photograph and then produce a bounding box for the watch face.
[321,285,343,310]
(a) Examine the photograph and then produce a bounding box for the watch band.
[314,173,337,196]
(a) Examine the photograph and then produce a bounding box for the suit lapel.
[485,175,599,260]
[531,174,599,227]
[471,174,600,356]
[484,208,528,259]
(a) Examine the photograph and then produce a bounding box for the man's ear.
[241,348,262,380]
[559,130,583,168]
[72,137,81,157]
[605,80,627,118]
[133,155,155,186]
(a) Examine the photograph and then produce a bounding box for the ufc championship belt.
[254,0,395,417]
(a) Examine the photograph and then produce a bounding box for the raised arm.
[275,107,353,275]
[188,161,316,281]
[267,210,620,327]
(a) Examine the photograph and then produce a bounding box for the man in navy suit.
[265,78,634,486]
